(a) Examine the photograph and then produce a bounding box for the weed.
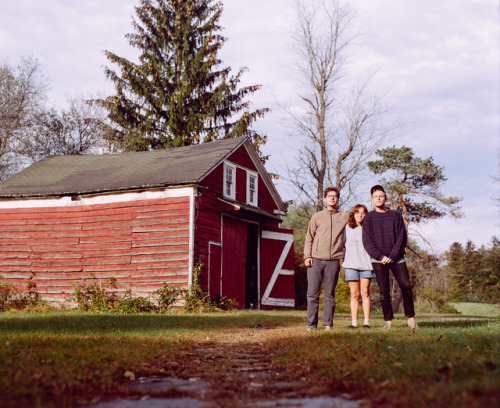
[70,276,184,314]
[183,260,212,311]
[71,276,120,312]
[119,293,158,314]
[212,295,238,311]
[0,276,44,312]
[155,282,181,310]
[183,260,236,312]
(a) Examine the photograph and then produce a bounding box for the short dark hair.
[324,187,340,198]
[370,185,386,196]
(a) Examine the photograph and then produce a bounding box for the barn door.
[208,242,221,299]
[222,216,247,308]
[260,228,295,308]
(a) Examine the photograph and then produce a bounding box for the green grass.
[449,302,500,317]
[0,310,498,408]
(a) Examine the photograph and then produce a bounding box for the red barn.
[0,137,295,309]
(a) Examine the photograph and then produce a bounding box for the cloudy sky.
[1,0,498,253]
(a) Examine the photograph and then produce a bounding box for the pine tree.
[101,0,268,155]
[367,145,463,229]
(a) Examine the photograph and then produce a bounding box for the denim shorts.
[344,268,375,281]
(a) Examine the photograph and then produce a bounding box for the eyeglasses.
[326,195,338,199]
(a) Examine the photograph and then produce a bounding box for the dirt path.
[83,327,365,408]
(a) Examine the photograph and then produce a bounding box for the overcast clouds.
[0,0,498,253]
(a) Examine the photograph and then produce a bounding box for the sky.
[0,0,498,253]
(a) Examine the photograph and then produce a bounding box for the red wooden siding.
[192,189,224,290]
[235,167,247,203]
[200,145,278,215]
[0,196,191,302]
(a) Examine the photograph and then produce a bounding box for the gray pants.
[306,258,341,329]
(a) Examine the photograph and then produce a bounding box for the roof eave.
[0,181,201,200]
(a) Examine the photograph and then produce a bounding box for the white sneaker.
[408,319,418,332]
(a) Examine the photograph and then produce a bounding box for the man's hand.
[305,257,313,267]
[381,256,393,264]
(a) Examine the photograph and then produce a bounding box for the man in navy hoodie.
[362,185,418,331]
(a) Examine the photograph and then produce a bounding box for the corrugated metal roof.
[0,137,246,198]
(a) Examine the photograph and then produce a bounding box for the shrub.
[155,283,181,310]
[71,276,120,312]
[415,289,458,314]
[212,295,238,311]
[71,276,180,314]
[119,292,158,313]
[183,260,236,312]
[183,260,212,312]
[0,276,43,312]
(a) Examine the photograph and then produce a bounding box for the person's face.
[354,208,366,225]
[371,190,387,208]
[324,192,339,208]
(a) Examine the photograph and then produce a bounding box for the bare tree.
[17,96,113,163]
[0,57,48,179]
[286,0,390,211]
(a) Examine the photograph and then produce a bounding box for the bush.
[212,295,238,311]
[415,289,458,314]
[183,260,212,312]
[71,277,120,312]
[71,276,187,314]
[183,260,237,312]
[0,277,43,312]
[119,293,158,313]
[155,283,181,310]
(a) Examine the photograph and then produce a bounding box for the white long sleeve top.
[342,225,373,271]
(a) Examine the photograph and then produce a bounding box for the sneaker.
[325,326,332,331]
[407,319,418,332]
[363,324,370,329]
[383,322,393,330]
[348,325,357,329]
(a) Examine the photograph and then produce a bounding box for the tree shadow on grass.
[0,311,304,335]
[418,318,494,328]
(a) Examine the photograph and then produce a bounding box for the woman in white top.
[342,204,375,329]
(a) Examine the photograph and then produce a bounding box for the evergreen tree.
[446,237,500,303]
[100,0,268,155]
[367,145,463,229]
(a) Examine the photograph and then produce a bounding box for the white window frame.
[224,162,236,199]
[246,170,258,206]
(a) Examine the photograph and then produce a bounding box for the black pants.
[372,262,415,321]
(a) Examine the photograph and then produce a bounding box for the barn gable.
[0,137,295,309]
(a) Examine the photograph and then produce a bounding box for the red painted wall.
[0,197,190,302]
[200,145,279,215]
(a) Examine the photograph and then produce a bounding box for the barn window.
[224,162,236,199]
[247,171,258,206]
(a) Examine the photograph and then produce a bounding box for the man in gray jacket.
[304,187,349,330]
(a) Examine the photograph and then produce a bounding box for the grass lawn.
[0,310,498,408]
[449,302,500,317]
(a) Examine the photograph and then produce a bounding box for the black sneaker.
[363,324,370,329]
[348,325,357,329]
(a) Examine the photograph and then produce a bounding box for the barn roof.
[0,138,285,207]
